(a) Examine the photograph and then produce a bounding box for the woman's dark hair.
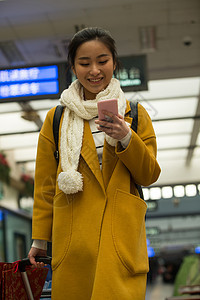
[67,27,120,72]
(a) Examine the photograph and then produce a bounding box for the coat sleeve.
[116,103,161,186]
[32,107,57,241]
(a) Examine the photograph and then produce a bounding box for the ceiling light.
[162,186,173,198]
[149,187,161,200]
[174,185,185,197]
[185,184,197,197]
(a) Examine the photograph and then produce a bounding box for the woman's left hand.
[95,110,130,140]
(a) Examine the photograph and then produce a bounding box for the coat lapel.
[81,120,105,191]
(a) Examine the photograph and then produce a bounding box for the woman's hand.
[28,247,47,268]
[95,110,130,140]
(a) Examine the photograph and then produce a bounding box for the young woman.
[28,27,161,299]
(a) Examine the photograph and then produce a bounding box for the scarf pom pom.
[57,170,83,194]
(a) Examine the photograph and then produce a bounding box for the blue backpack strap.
[129,101,144,200]
[53,105,64,164]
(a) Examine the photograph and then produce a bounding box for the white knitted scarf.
[57,78,126,194]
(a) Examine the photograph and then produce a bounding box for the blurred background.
[0,0,200,299]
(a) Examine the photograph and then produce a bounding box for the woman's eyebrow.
[77,54,110,60]
[78,56,90,60]
[97,54,110,58]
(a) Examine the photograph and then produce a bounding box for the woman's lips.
[88,77,103,83]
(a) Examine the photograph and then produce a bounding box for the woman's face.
[72,40,115,100]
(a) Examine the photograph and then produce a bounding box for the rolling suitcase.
[0,256,51,300]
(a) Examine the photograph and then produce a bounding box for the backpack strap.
[129,100,138,133]
[53,105,64,164]
[129,101,144,200]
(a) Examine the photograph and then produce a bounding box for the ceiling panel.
[127,77,200,101]
[0,0,199,78]
[0,102,22,113]
[153,119,193,136]
[157,149,188,160]
[0,112,38,134]
[24,161,36,172]
[0,132,39,150]
[144,97,198,120]
[14,147,37,162]
[37,110,51,123]
[193,147,200,157]
[157,134,191,150]
[30,99,60,110]
[196,133,200,146]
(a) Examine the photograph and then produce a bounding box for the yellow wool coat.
[32,101,161,300]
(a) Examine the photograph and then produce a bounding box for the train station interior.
[0,0,200,299]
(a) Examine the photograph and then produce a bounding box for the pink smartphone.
[97,99,118,122]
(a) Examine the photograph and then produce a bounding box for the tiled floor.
[146,276,174,300]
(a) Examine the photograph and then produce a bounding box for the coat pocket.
[52,191,73,270]
[111,189,149,275]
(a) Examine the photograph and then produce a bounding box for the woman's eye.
[80,63,89,66]
[99,60,108,64]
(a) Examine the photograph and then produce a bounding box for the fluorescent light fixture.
[174,185,185,197]
[162,186,173,199]
[185,184,197,197]
[149,187,161,200]
[142,188,150,200]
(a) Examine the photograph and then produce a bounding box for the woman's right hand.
[28,247,47,268]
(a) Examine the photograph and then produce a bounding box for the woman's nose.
[89,64,100,76]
